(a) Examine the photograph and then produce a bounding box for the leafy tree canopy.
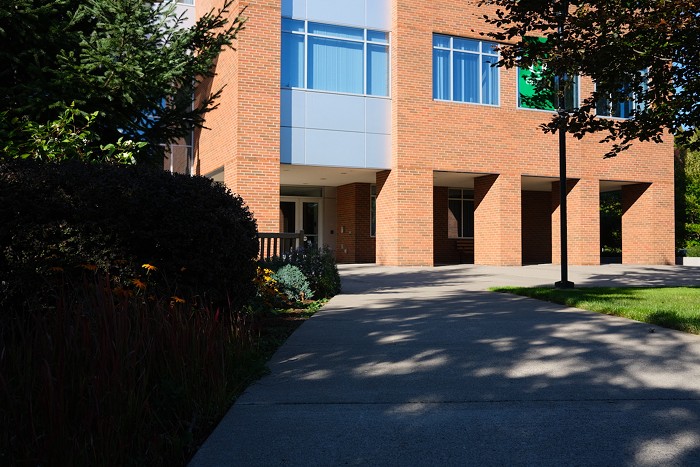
[480,0,699,157]
[0,0,244,163]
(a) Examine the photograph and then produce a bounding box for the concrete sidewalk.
[190,264,700,466]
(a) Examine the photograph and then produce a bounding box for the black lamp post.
[554,0,575,289]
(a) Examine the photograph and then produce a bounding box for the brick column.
[622,183,675,264]
[474,174,521,266]
[376,169,433,266]
[336,183,375,263]
[552,179,600,265]
[196,0,280,233]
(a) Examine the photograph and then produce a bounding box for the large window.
[596,78,647,119]
[518,64,578,111]
[448,189,474,238]
[282,19,389,97]
[433,35,499,105]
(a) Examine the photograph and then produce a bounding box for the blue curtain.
[367,44,388,96]
[308,36,363,94]
[453,52,479,103]
[433,49,450,100]
[281,32,304,88]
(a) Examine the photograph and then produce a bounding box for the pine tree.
[0,0,244,163]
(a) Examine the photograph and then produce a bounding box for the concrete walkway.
[190,264,700,466]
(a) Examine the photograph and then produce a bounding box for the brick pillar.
[552,179,600,265]
[376,169,433,266]
[622,183,675,264]
[195,0,280,232]
[336,183,376,263]
[474,174,521,266]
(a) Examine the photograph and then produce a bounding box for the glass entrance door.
[280,197,322,249]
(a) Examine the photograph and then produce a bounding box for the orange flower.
[171,296,185,304]
[79,263,98,271]
[142,263,157,272]
[131,278,147,289]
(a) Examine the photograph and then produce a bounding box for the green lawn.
[491,286,700,334]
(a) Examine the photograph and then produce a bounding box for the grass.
[491,286,700,334]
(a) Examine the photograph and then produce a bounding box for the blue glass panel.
[483,41,499,55]
[308,22,364,40]
[308,36,363,94]
[281,32,304,88]
[453,52,479,102]
[367,30,388,44]
[368,44,389,96]
[433,49,450,99]
[433,34,450,48]
[481,55,499,105]
[453,37,479,52]
[282,18,304,33]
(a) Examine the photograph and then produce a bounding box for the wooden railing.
[258,230,305,260]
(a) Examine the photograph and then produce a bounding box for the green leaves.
[1,0,244,164]
[480,0,700,157]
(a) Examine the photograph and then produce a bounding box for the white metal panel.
[280,89,306,127]
[365,133,391,168]
[365,97,391,134]
[174,4,196,28]
[365,0,391,31]
[306,0,365,28]
[305,129,366,167]
[280,127,306,164]
[305,92,365,132]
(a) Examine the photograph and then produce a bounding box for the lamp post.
[554,0,575,289]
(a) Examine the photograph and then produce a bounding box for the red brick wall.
[194,0,675,266]
[336,183,376,263]
[622,183,675,264]
[522,191,552,264]
[385,0,674,266]
[552,179,600,265]
[195,0,281,232]
[474,174,522,265]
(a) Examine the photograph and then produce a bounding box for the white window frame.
[282,19,390,98]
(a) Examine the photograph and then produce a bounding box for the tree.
[676,137,700,248]
[0,0,244,163]
[479,0,700,157]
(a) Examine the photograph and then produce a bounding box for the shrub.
[260,246,341,299]
[0,272,262,466]
[686,244,700,257]
[0,159,259,313]
[273,264,313,302]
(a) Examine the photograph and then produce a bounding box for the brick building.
[191,0,675,266]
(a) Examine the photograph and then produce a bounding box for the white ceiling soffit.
[280,164,379,187]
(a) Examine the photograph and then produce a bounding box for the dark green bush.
[273,264,313,302]
[686,244,700,257]
[260,246,341,299]
[0,159,258,312]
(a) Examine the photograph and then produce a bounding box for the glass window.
[370,184,377,237]
[518,65,578,111]
[432,34,499,105]
[448,189,474,238]
[308,36,363,94]
[596,76,647,119]
[281,19,389,97]
[282,32,304,88]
